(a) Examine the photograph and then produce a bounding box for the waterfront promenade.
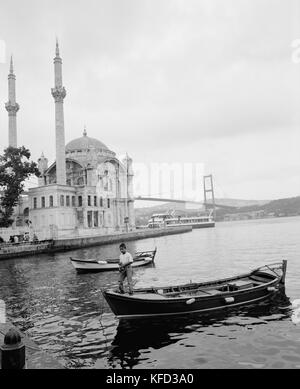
[0,226,192,260]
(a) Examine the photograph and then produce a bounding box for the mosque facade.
[2,42,135,239]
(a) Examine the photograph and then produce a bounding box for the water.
[1,216,300,369]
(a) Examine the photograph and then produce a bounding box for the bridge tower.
[203,175,216,220]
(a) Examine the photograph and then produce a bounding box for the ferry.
[147,211,215,229]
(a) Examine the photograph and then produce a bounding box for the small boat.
[70,248,157,273]
[103,260,287,319]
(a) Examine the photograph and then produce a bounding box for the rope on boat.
[265,265,280,278]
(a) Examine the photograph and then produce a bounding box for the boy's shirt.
[119,252,133,267]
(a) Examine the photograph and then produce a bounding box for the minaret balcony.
[51,86,66,102]
[5,102,20,114]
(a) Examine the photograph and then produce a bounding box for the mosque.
[3,41,135,239]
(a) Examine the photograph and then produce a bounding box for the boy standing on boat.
[118,243,134,295]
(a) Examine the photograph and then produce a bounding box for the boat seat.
[216,284,239,292]
[132,293,166,300]
[233,279,252,286]
[232,280,257,289]
[205,289,221,295]
[236,283,255,290]
[251,273,271,280]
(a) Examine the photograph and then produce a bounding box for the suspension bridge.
[134,175,238,212]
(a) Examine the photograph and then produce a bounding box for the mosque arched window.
[87,211,93,228]
[60,195,65,206]
[94,211,99,227]
[103,170,109,191]
[49,196,54,207]
[77,177,84,186]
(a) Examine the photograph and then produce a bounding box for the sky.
[0,0,300,202]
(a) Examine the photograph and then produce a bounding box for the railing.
[0,239,54,249]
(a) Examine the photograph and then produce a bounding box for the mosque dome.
[66,128,111,153]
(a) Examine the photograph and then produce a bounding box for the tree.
[0,146,40,228]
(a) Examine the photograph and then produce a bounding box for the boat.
[147,211,215,229]
[70,248,157,273]
[103,260,287,319]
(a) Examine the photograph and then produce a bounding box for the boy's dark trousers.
[119,265,133,294]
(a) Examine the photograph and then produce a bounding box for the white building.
[2,42,135,240]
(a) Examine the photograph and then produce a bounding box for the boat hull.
[104,286,278,319]
[71,257,154,273]
[184,222,215,229]
[70,249,157,273]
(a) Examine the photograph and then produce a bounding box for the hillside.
[218,196,300,221]
[214,198,269,208]
[134,196,300,225]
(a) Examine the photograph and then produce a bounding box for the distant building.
[223,210,266,221]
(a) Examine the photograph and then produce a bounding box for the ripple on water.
[1,217,300,368]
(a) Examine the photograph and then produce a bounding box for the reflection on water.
[108,291,293,369]
[1,217,300,368]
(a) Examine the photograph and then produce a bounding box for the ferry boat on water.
[147,211,215,229]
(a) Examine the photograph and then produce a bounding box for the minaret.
[126,154,135,229]
[5,56,20,147]
[83,125,87,137]
[51,39,66,185]
[122,154,135,229]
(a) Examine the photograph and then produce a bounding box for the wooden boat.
[103,260,287,319]
[70,248,157,273]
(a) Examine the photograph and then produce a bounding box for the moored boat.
[147,211,215,229]
[70,248,157,273]
[103,260,287,319]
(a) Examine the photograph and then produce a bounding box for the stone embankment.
[53,226,192,252]
[0,226,192,260]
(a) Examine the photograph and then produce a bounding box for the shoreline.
[0,226,192,260]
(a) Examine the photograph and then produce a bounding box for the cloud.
[0,0,298,199]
